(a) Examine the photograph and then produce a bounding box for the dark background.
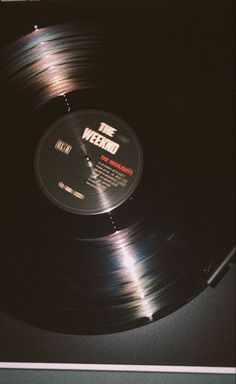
[0,0,235,368]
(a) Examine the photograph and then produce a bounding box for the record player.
[0,0,235,373]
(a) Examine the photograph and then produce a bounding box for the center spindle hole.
[84,155,93,167]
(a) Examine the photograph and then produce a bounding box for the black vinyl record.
[0,18,234,335]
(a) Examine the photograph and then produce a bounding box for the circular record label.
[34,110,143,215]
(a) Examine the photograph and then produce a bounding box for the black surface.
[0,0,235,366]
[0,371,235,384]
[0,266,235,366]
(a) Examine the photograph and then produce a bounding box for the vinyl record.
[0,20,234,334]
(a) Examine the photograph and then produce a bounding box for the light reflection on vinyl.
[0,21,234,334]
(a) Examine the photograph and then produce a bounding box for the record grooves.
[0,20,234,334]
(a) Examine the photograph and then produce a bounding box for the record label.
[34,109,143,215]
